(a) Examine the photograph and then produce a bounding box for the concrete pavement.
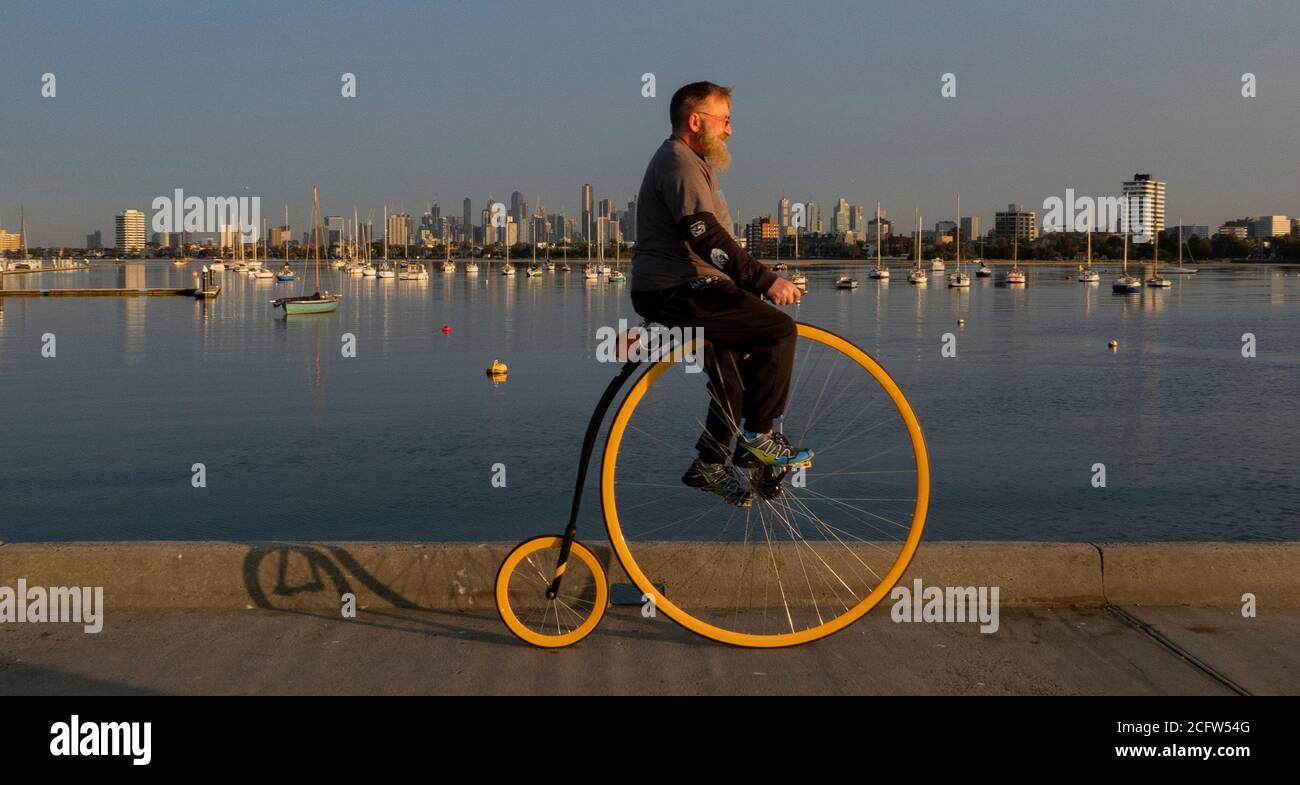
[3,605,1296,695]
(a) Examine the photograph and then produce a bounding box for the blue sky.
[3,0,1298,244]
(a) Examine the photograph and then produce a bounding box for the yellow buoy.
[486,359,508,375]
[1108,340,1118,350]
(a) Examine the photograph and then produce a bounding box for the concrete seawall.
[0,541,1296,611]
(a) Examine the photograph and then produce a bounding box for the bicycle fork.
[546,356,642,600]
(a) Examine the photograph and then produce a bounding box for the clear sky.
[3,0,1298,245]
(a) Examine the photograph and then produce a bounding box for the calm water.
[1,260,1297,542]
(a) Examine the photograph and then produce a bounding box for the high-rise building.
[625,198,638,244]
[115,209,146,252]
[778,197,791,238]
[325,216,344,249]
[934,221,957,241]
[993,205,1037,241]
[85,230,102,250]
[1122,173,1166,243]
[867,214,891,240]
[745,216,780,256]
[849,205,865,233]
[1249,215,1290,238]
[807,202,819,234]
[832,197,851,236]
[510,191,525,227]
[581,184,593,240]
[482,205,496,245]
[270,225,292,249]
[387,212,411,247]
[0,229,21,252]
[961,216,980,243]
[463,197,473,233]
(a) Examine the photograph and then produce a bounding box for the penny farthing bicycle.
[495,320,930,648]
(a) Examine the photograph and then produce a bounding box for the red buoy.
[441,325,452,334]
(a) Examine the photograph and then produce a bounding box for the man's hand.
[765,276,803,305]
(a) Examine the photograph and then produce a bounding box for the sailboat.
[362,213,377,278]
[501,228,515,276]
[377,206,396,279]
[272,187,341,315]
[277,216,295,281]
[908,210,928,284]
[465,241,478,274]
[1112,229,1141,293]
[13,207,38,270]
[947,195,970,287]
[1146,228,1171,288]
[1162,223,1199,274]
[975,238,992,277]
[441,237,455,273]
[172,226,191,266]
[1077,229,1100,282]
[869,202,889,279]
[1005,234,1026,285]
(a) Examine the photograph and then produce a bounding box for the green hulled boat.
[272,186,341,316]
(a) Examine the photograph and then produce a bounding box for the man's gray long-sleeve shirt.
[630,136,776,294]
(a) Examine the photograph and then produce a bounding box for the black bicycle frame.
[545,354,644,599]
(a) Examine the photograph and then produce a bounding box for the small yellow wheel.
[496,536,608,648]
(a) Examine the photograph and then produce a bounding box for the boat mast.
[312,187,321,291]
[956,194,961,273]
[876,201,882,270]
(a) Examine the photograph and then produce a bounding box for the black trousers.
[630,276,797,464]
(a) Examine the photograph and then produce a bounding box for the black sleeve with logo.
[678,212,779,295]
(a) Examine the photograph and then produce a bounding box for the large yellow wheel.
[601,323,929,648]
[496,536,608,648]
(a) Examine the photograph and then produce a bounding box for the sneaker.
[733,429,814,468]
[681,459,752,508]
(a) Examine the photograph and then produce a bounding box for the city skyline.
[3,1,1299,245]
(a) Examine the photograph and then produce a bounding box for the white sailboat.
[377,206,396,279]
[947,195,970,287]
[1112,230,1141,293]
[1005,234,1026,285]
[1162,222,1199,274]
[1146,228,1171,288]
[13,207,39,270]
[908,210,928,284]
[869,201,889,279]
[1077,229,1100,282]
